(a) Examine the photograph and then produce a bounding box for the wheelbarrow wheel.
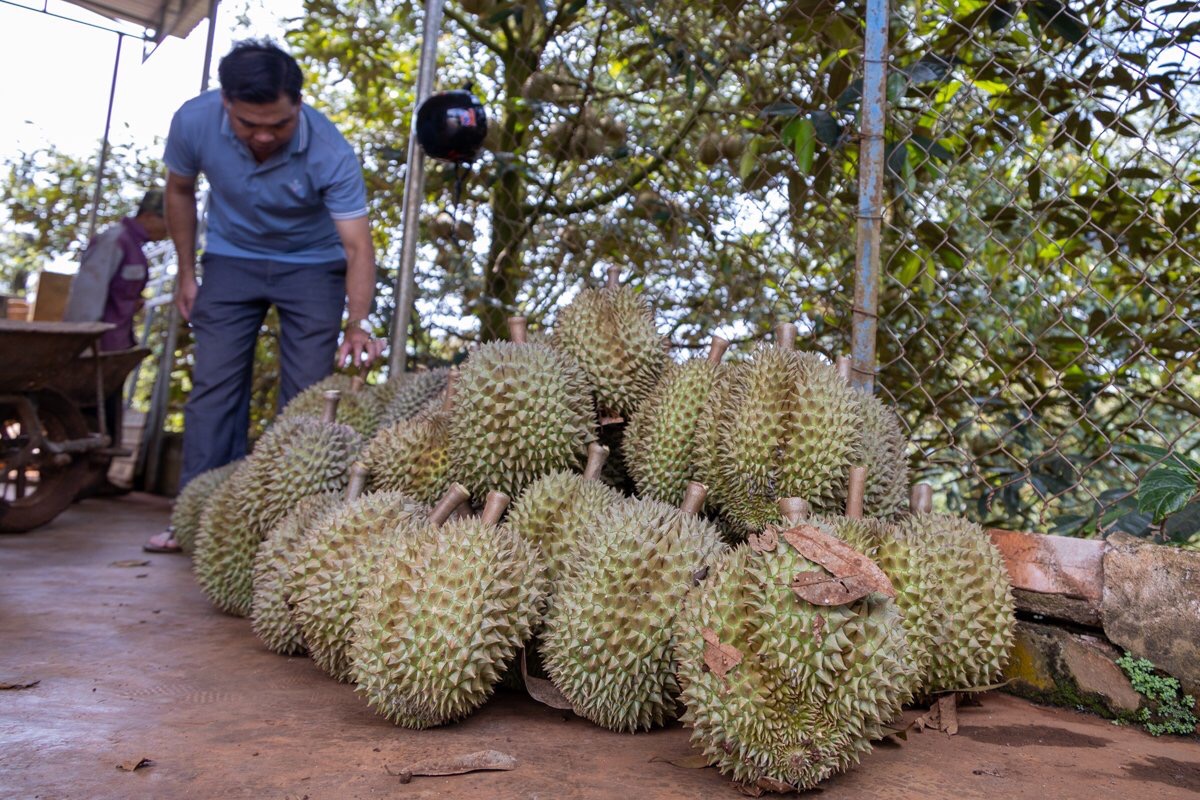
[0,390,91,533]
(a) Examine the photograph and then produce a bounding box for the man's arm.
[332,215,385,369]
[166,170,200,321]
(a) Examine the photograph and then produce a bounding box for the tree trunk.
[478,50,537,342]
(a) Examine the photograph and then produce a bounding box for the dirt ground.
[1,493,1198,800]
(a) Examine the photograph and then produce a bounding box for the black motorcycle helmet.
[415,89,488,164]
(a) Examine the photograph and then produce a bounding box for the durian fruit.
[377,367,450,427]
[812,469,936,699]
[625,336,729,505]
[828,357,910,519]
[193,392,362,617]
[672,500,911,791]
[288,464,429,681]
[448,317,595,499]
[279,373,384,437]
[250,489,342,655]
[541,483,728,732]
[350,490,545,728]
[553,266,668,419]
[171,460,240,554]
[361,372,455,503]
[507,442,622,596]
[700,323,862,535]
[902,485,1015,694]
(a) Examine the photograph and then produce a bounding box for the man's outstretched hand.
[337,324,386,369]
[174,274,198,322]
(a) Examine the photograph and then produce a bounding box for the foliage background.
[1,0,1196,540]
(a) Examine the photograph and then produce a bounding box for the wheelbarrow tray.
[51,346,153,407]
[0,320,114,394]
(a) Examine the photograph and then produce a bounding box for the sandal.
[143,527,182,554]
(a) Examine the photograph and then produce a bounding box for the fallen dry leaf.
[386,750,516,783]
[109,560,150,568]
[755,776,797,794]
[0,679,39,690]
[649,754,713,769]
[938,693,959,736]
[735,783,766,797]
[748,528,778,553]
[781,525,894,599]
[790,570,883,606]
[519,648,573,711]
[116,758,154,772]
[701,628,743,686]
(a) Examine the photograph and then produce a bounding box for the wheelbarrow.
[0,320,150,532]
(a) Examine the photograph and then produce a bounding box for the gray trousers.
[180,253,346,488]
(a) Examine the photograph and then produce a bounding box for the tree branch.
[443,6,507,58]
[528,80,718,218]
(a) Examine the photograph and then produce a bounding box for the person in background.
[143,39,383,553]
[64,188,169,452]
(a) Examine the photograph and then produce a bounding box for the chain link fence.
[873,0,1200,540]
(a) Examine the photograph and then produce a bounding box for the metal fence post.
[851,0,890,394]
[388,0,446,375]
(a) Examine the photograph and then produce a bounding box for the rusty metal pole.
[388,0,446,375]
[851,0,890,394]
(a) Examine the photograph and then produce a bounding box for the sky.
[0,0,303,162]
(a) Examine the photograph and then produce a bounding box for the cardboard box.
[29,271,74,321]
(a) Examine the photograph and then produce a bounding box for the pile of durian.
[174,266,1014,793]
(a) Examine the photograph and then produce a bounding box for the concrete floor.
[1,493,1198,800]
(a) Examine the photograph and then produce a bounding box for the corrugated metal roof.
[67,0,211,42]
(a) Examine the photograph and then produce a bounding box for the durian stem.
[778,497,810,526]
[321,390,341,425]
[583,443,610,480]
[507,316,528,344]
[707,336,730,365]
[836,356,852,383]
[774,322,797,351]
[350,375,366,394]
[681,481,707,515]
[605,265,622,289]
[911,483,933,514]
[441,370,458,413]
[346,462,369,501]
[480,490,511,525]
[846,466,867,519]
[430,483,471,526]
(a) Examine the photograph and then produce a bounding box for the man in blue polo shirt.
[144,40,383,552]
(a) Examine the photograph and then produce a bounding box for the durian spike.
[846,466,867,519]
[350,375,366,394]
[582,443,610,480]
[911,483,933,514]
[507,316,528,344]
[605,265,622,289]
[681,481,708,515]
[429,483,471,526]
[321,390,341,425]
[480,491,511,525]
[346,462,369,501]
[707,336,730,365]
[778,497,811,526]
[774,322,797,351]
[836,356,852,383]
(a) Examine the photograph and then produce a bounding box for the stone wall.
[991,528,1200,725]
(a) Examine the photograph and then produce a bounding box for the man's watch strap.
[346,318,372,335]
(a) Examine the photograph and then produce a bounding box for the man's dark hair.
[218,39,303,104]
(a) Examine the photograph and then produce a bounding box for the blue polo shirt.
[163,90,368,263]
